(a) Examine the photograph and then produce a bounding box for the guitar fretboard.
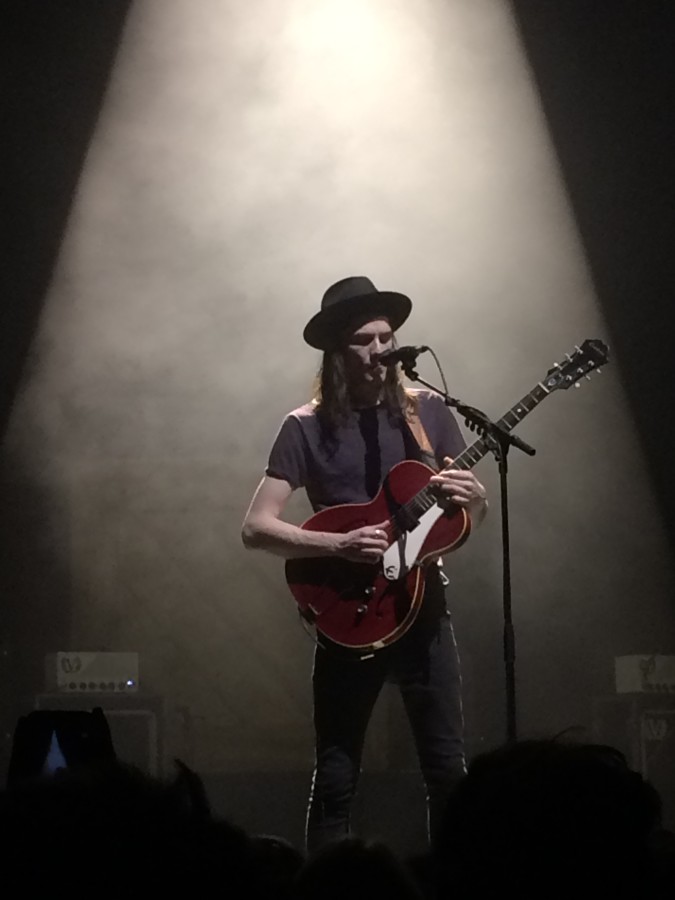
[404,382,550,520]
[452,381,549,471]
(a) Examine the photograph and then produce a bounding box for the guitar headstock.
[544,339,609,391]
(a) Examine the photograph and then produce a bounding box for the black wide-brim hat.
[303,276,412,350]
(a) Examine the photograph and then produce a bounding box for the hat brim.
[303,291,412,350]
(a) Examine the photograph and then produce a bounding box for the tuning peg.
[565,353,572,361]
[597,368,603,374]
[574,382,581,388]
[586,375,592,381]
[575,345,581,352]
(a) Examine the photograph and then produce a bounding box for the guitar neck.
[403,381,552,521]
[401,338,608,519]
[451,381,550,471]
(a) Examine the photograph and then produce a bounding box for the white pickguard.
[382,503,445,580]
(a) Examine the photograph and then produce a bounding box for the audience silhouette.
[1,732,673,899]
[434,738,670,899]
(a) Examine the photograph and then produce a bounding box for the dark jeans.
[305,573,466,852]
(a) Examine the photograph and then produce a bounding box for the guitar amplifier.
[45,652,139,693]
[615,655,675,694]
[593,694,675,832]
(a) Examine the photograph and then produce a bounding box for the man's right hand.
[336,523,390,563]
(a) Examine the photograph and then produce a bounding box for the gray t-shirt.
[266,389,466,512]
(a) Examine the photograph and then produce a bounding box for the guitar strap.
[403,411,438,471]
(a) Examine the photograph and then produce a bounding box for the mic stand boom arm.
[400,364,535,457]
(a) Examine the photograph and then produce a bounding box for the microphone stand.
[400,360,535,744]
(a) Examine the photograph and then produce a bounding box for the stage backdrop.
[2,0,673,809]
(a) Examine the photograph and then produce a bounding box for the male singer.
[242,276,487,850]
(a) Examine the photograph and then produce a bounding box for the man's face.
[343,317,394,387]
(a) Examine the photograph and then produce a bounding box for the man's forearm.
[242,516,343,559]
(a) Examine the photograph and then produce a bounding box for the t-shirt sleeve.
[265,414,308,490]
[426,393,467,462]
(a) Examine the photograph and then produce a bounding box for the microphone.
[377,345,430,366]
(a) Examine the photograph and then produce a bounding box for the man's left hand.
[430,457,488,521]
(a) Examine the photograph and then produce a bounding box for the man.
[242,276,487,851]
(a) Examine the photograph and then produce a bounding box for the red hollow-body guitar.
[285,340,609,654]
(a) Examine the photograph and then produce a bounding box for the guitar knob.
[363,586,375,597]
[357,604,367,614]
